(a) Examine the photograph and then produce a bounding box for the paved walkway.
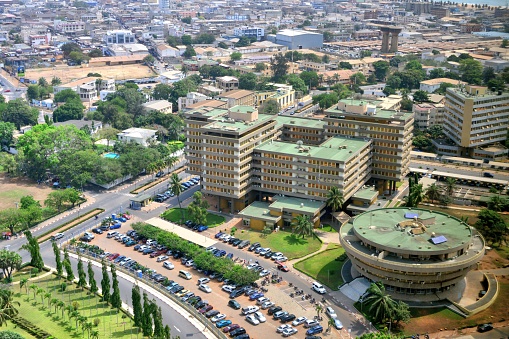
[10,269,54,285]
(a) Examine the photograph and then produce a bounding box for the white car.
[326,306,337,318]
[84,232,95,239]
[303,319,319,328]
[222,235,232,242]
[222,285,236,293]
[271,252,284,260]
[282,327,298,337]
[245,314,260,325]
[259,269,270,277]
[156,255,168,262]
[211,314,226,322]
[206,246,216,252]
[258,248,271,255]
[275,256,288,262]
[218,234,229,241]
[292,316,307,326]
[312,282,327,294]
[163,261,174,270]
[198,277,210,285]
[185,260,194,267]
[241,305,259,315]
[198,284,212,293]
[256,297,270,306]
[277,324,292,333]
[253,311,266,323]
[246,263,259,270]
[261,301,275,309]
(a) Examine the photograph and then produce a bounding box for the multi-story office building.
[443,85,509,157]
[216,76,239,92]
[324,99,414,194]
[413,102,445,130]
[268,29,323,50]
[233,26,265,41]
[103,30,136,45]
[340,208,485,301]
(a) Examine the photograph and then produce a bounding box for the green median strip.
[36,208,105,243]
[130,166,185,194]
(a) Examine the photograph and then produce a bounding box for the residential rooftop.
[255,136,370,162]
[351,208,473,253]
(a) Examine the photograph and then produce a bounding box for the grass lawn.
[294,243,346,290]
[2,321,37,339]
[236,229,322,259]
[9,265,44,283]
[13,275,137,339]
[161,208,225,227]
[319,224,338,233]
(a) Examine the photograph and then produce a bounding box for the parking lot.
[82,221,345,339]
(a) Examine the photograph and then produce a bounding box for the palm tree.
[57,301,65,319]
[488,195,505,212]
[326,186,344,225]
[78,316,88,335]
[65,305,74,322]
[146,162,157,180]
[90,330,99,339]
[292,215,314,238]
[37,287,45,306]
[29,284,38,301]
[70,310,80,329]
[363,282,397,326]
[425,183,441,204]
[169,173,185,223]
[51,298,59,314]
[45,292,52,309]
[20,278,29,295]
[165,156,178,174]
[314,303,323,321]
[327,317,336,332]
[83,321,93,338]
[0,289,20,324]
[444,177,456,197]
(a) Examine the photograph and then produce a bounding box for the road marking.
[174,326,181,332]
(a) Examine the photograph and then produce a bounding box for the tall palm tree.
[57,301,65,319]
[83,322,93,339]
[66,305,74,322]
[169,173,185,223]
[444,177,456,197]
[326,186,344,225]
[29,284,38,301]
[45,292,52,309]
[20,278,29,295]
[425,183,441,204]
[37,287,45,306]
[90,330,99,339]
[0,289,20,324]
[488,195,505,212]
[165,156,178,174]
[363,282,397,325]
[314,303,323,320]
[51,298,59,314]
[292,215,314,238]
[327,317,336,332]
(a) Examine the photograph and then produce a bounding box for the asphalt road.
[0,73,26,101]
[409,160,509,182]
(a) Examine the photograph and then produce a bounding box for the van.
[178,270,192,280]
[312,282,326,294]
[107,231,118,238]
[51,233,64,241]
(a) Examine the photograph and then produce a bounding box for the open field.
[420,204,509,225]
[1,321,37,339]
[0,173,53,212]
[25,63,157,84]
[236,229,322,260]
[160,208,225,227]
[13,275,137,339]
[294,243,346,290]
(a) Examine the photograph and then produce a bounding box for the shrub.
[31,268,39,276]
[93,318,100,326]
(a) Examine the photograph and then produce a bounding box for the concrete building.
[216,89,256,108]
[255,84,295,110]
[178,92,210,111]
[340,208,485,301]
[156,44,179,59]
[324,99,414,194]
[216,76,239,92]
[117,128,157,146]
[142,100,173,114]
[233,26,265,41]
[419,78,465,93]
[268,29,323,50]
[443,85,509,157]
[413,102,445,130]
[53,20,85,33]
[54,77,115,102]
[103,30,136,45]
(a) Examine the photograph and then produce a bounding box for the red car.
[122,214,131,220]
[275,261,289,272]
[222,324,240,333]
[198,305,213,314]
[4,89,11,92]
[108,253,119,261]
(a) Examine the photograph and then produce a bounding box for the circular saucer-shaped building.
[340,208,485,299]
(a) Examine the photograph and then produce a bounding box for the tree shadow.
[283,233,308,245]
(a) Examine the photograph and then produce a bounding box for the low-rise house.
[117,128,157,146]
[142,100,173,114]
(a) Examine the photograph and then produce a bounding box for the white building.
[359,84,386,97]
[53,20,85,33]
[156,44,179,59]
[103,30,136,45]
[419,78,465,93]
[117,128,157,146]
[233,26,265,41]
[268,29,323,50]
[178,92,210,111]
[28,33,51,47]
[54,77,115,102]
[142,100,173,114]
[104,44,148,57]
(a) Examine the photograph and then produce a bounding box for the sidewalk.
[10,269,54,285]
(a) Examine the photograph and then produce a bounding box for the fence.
[68,247,228,339]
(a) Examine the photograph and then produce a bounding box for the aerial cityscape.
[0,0,508,338]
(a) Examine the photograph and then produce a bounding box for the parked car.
[268,306,282,315]
[241,305,259,315]
[306,325,324,336]
[292,317,307,326]
[238,240,250,249]
[477,323,493,332]
[276,262,289,272]
[229,328,246,337]
[333,319,343,330]
[211,314,226,323]
[277,324,292,333]
[303,320,319,328]
[253,311,266,323]
[216,319,232,328]
[261,301,275,309]
[282,327,298,337]
[312,282,327,294]
[325,307,337,319]
[199,284,212,293]
[280,314,296,323]
[156,255,168,262]
[228,300,241,310]
[163,261,174,270]
[92,228,103,234]
[245,314,260,325]
[248,243,260,251]
[205,310,220,319]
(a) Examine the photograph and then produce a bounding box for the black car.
[92,228,103,234]
[238,240,250,249]
[229,289,244,299]
[264,250,274,259]
[173,251,182,259]
[134,244,141,251]
[233,335,249,339]
[267,306,282,315]
[228,300,241,310]
[228,237,238,244]
[248,242,261,251]
[195,301,207,309]
[305,336,322,339]
[100,225,110,231]
[280,314,296,323]
[80,236,92,242]
[477,323,493,332]
[229,328,246,337]
[143,249,154,255]
[205,310,219,318]
[232,239,242,246]
[273,311,288,320]
[244,289,257,296]
[170,285,184,294]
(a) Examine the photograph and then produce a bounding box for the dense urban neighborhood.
[0,0,508,338]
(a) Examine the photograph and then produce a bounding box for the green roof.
[351,208,472,253]
[255,136,370,162]
[269,196,325,214]
[239,201,281,222]
[229,105,256,114]
[203,114,274,134]
[186,107,228,118]
[352,187,378,201]
[275,115,326,130]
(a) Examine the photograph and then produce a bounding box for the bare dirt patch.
[25,64,157,84]
[0,173,53,211]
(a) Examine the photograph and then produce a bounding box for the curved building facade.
[340,208,485,298]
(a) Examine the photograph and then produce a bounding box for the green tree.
[187,191,209,226]
[26,85,40,102]
[425,183,441,204]
[0,99,38,129]
[413,90,429,103]
[132,285,143,327]
[88,49,102,58]
[255,63,266,72]
[238,73,257,90]
[169,173,185,223]
[286,74,308,95]
[0,289,20,325]
[433,82,456,95]
[312,92,338,111]
[52,241,63,277]
[100,260,110,303]
[61,42,82,57]
[270,53,288,82]
[143,55,155,65]
[360,50,372,58]
[230,52,242,62]
[363,282,398,325]
[482,67,496,84]
[20,231,44,270]
[475,209,508,246]
[0,331,24,339]
[234,36,252,47]
[53,100,85,122]
[0,250,21,281]
[63,248,74,282]
[152,303,164,338]
[181,17,192,24]
[87,261,98,293]
[152,84,172,100]
[373,61,390,81]
[44,190,67,213]
[183,46,196,58]
[299,71,319,88]
[110,264,121,309]
[0,209,22,236]
[258,98,280,115]
[339,61,353,70]
[51,77,62,86]
[0,122,15,147]
[291,215,314,238]
[77,257,87,289]
[141,292,153,337]
[502,39,509,48]
[459,59,483,85]
[444,177,456,197]
[326,186,344,214]
[217,41,228,49]
[54,89,81,103]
